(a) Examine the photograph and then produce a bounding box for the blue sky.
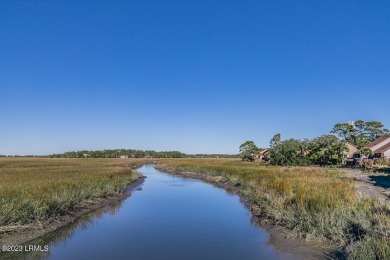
[1,1,389,155]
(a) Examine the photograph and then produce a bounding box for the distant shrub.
[269,139,311,166]
[269,135,347,166]
[375,157,390,166]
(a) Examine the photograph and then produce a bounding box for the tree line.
[48,149,239,159]
[240,120,389,166]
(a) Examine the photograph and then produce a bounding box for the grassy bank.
[158,158,390,259]
[0,158,140,233]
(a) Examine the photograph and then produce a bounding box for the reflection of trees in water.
[2,199,125,260]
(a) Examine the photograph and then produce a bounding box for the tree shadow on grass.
[374,167,390,174]
[369,169,390,189]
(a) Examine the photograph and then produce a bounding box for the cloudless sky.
[1,0,389,155]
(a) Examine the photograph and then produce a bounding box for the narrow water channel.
[5,165,305,260]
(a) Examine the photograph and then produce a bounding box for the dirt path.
[341,169,390,204]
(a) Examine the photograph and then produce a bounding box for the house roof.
[374,142,390,153]
[354,136,390,154]
[259,148,269,154]
[366,136,390,148]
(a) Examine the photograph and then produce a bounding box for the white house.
[354,136,390,159]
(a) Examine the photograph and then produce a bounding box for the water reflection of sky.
[6,165,301,260]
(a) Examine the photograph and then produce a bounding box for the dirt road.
[342,169,390,205]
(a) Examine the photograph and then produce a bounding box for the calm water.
[4,165,302,260]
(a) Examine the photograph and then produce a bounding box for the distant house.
[344,142,358,158]
[354,136,390,159]
[344,142,359,165]
[255,148,270,162]
[119,155,128,159]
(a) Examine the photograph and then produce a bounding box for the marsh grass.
[158,158,390,259]
[0,158,139,232]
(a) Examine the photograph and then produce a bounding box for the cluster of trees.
[269,135,348,166]
[50,149,188,158]
[331,120,389,149]
[49,150,239,159]
[240,120,389,166]
[239,141,259,162]
[0,155,47,158]
[2,151,238,159]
